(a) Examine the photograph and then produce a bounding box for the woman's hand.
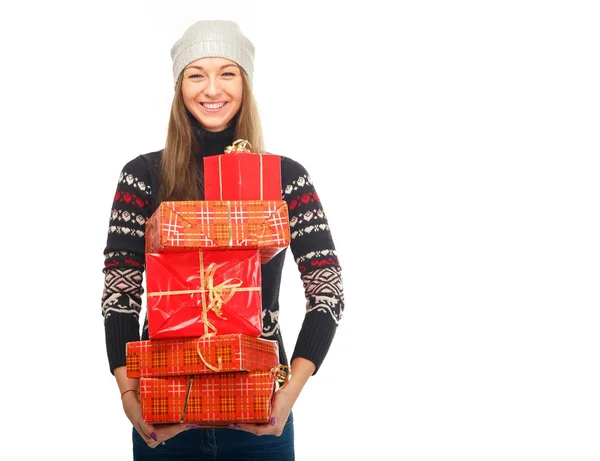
[231,383,297,436]
[231,357,316,436]
[122,391,194,448]
[121,389,159,447]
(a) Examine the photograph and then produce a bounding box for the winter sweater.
[101,126,344,375]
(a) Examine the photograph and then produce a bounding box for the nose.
[203,77,221,98]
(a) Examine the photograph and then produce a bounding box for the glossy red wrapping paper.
[204,152,281,201]
[146,250,262,339]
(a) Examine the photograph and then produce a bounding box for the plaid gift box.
[140,370,282,424]
[146,250,262,339]
[145,200,290,264]
[126,334,279,378]
[204,144,281,201]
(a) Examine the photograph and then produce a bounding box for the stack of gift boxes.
[125,140,291,426]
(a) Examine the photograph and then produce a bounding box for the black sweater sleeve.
[101,154,155,373]
[280,157,345,374]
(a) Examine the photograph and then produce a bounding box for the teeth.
[202,102,226,109]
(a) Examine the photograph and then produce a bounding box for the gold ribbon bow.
[224,139,252,153]
[195,252,259,371]
[195,258,243,373]
[198,260,243,338]
[148,252,260,371]
[270,365,290,391]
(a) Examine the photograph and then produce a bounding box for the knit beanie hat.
[171,20,255,85]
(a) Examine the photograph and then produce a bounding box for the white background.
[1,1,599,459]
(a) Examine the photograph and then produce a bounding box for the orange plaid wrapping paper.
[140,371,276,424]
[126,334,279,378]
[145,200,290,264]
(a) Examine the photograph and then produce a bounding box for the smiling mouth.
[201,102,227,111]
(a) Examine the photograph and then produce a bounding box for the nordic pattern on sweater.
[102,152,344,375]
[282,172,343,326]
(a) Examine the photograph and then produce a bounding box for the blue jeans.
[132,414,294,461]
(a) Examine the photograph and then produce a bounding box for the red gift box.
[126,334,279,378]
[204,143,281,200]
[146,250,262,339]
[145,200,290,264]
[140,369,283,425]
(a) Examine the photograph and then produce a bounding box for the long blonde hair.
[158,69,264,202]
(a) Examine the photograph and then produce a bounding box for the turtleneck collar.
[190,115,236,159]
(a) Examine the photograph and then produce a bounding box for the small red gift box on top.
[126,334,279,378]
[146,250,262,339]
[145,200,290,264]
[204,139,281,201]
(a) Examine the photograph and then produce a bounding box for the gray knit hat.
[171,20,255,85]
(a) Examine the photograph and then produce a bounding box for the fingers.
[136,419,161,448]
[121,394,162,448]
[154,422,192,442]
[146,438,163,449]
[135,420,201,448]
[230,416,283,436]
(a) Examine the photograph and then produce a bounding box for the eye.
[222,72,237,77]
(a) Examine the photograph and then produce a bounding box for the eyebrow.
[185,64,238,71]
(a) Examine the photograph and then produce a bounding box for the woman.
[101,20,344,460]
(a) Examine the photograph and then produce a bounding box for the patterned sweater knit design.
[102,127,344,375]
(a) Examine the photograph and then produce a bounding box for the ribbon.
[224,139,252,154]
[270,365,290,391]
[196,252,244,372]
[198,254,244,337]
[180,376,194,423]
[147,251,260,370]
[219,139,264,200]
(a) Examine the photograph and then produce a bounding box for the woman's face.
[181,57,243,132]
